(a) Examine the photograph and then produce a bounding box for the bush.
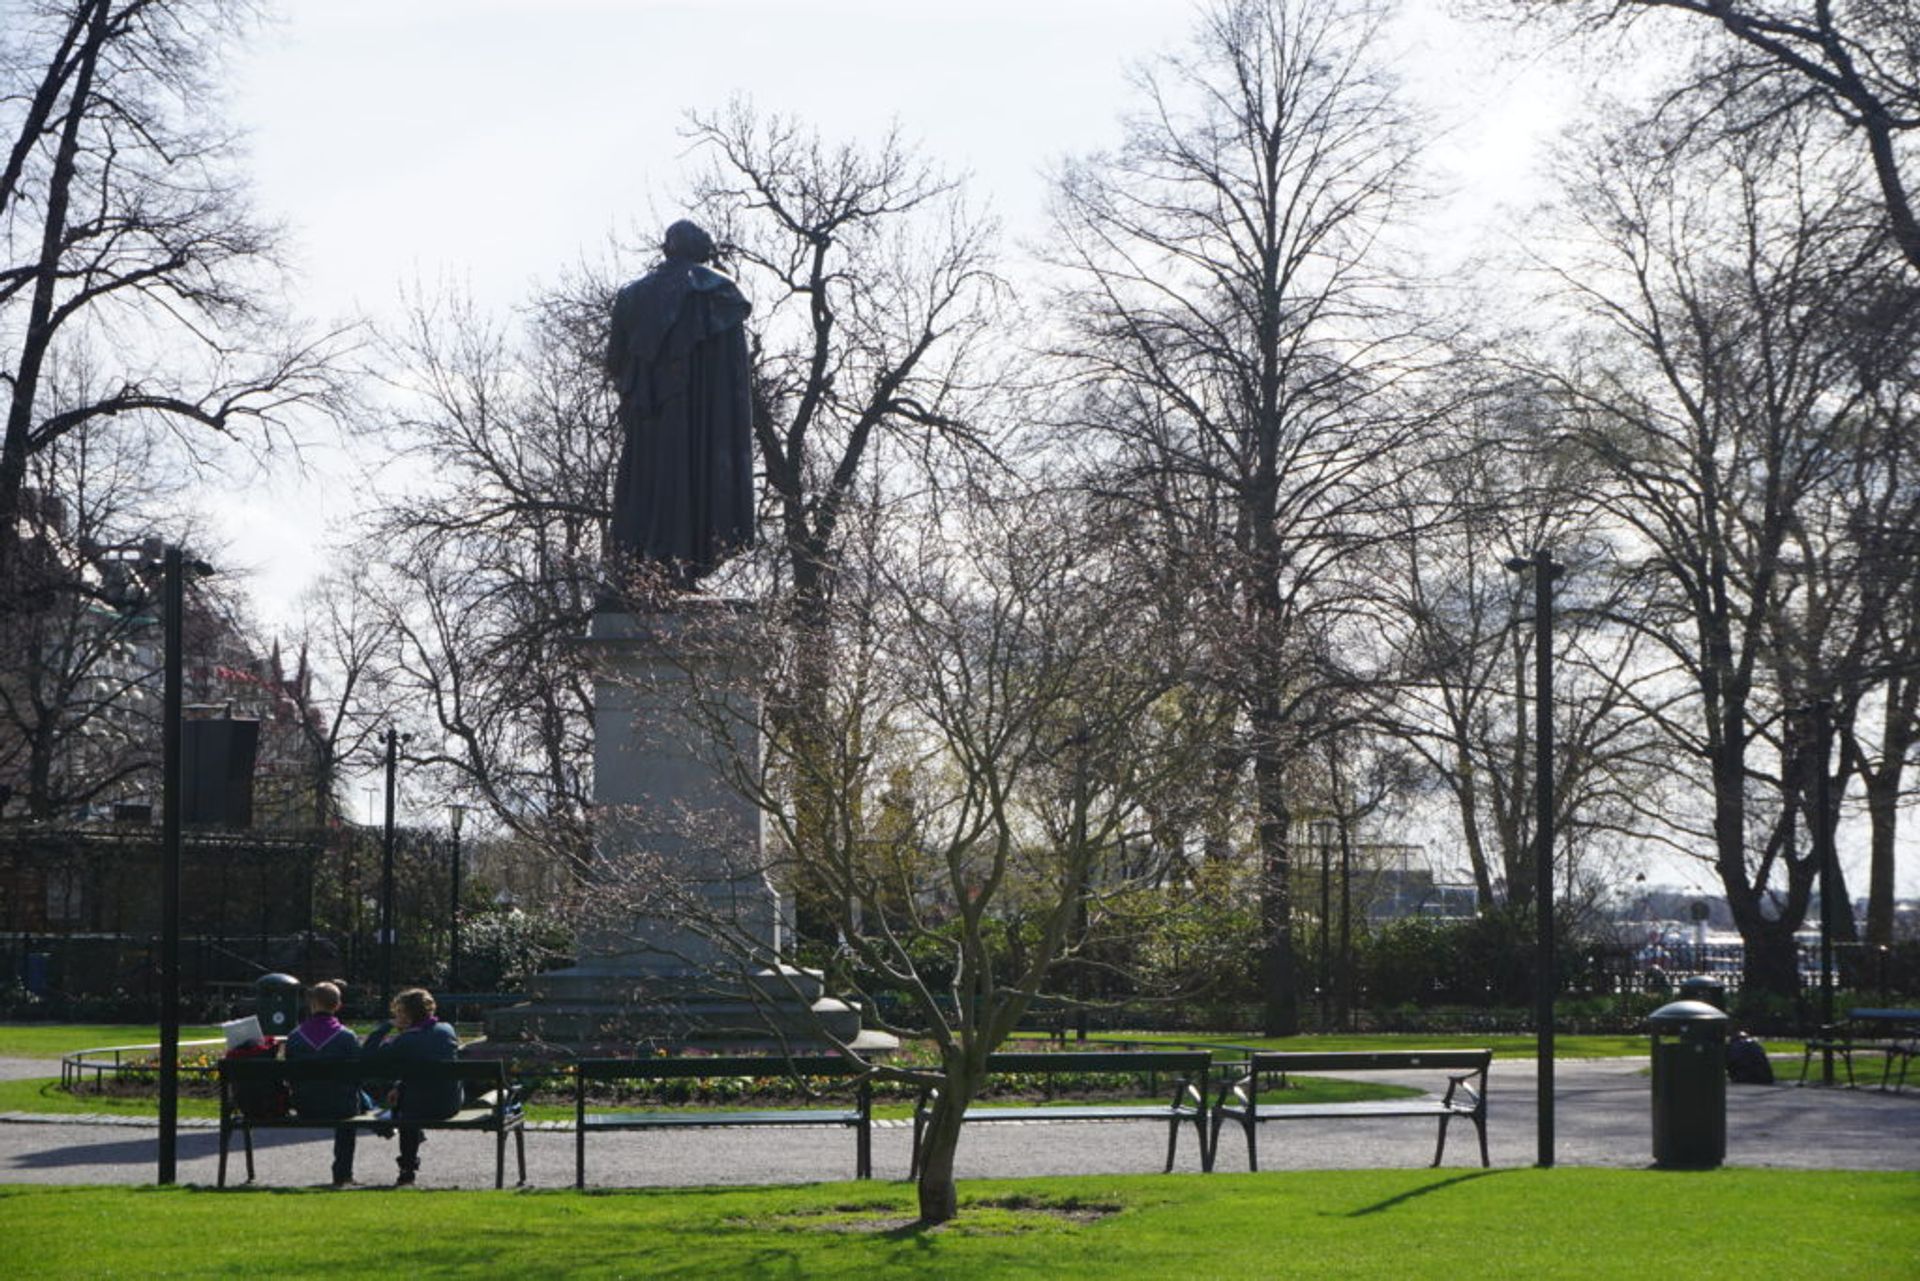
[455,907,571,992]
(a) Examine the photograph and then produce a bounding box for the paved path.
[0,1057,1912,1189]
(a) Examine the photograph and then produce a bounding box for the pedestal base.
[483,604,895,1055]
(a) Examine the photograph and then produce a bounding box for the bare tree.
[282,569,395,827]
[0,416,168,817]
[1049,0,1450,1033]
[1374,396,1671,913]
[1509,1,1920,273]
[675,102,1005,941]
[1767,277,1920,947]
[0,0,347,586]
[585,478,1198,1224]
[1535,108,1910,992]
[357,281,613,869]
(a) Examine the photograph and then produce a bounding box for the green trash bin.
[255,972,303,1040]
[1648,999,1728,1168]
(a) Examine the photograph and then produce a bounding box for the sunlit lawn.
[5,1170,1913,1278]
[0,1024,224,1059]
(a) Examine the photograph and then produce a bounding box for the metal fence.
[0,823,471,1013]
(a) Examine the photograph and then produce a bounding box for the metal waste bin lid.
[1647,999,1729,1030]
[255,972,301,993]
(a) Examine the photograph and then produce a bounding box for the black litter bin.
[1675,975,1726,1010]
[255,972,303,1040]
[1648,999,1729,1168]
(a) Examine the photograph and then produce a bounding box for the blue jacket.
[363,1018,461,1120]
[284,1015,361,1119]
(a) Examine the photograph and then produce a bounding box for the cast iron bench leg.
[217,1120,228,1188]
[1163,1113,1179,1173]
[1476,1113,1490,1167]
[1432,1114,1451,1167]
[242,1123,255,1182]
[857,1083,872,1180]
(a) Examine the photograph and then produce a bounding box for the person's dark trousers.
[397,1126,425,1181]
[331,1126,356,1184]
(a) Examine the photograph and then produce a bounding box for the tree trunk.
[1739,920,1800,997]
[914,1082,973,1225]
[1255,724,1296,1036]
[1862,768,1900,947]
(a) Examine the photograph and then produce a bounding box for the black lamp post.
[1338,814,1353,1030]
[379,727,412,1006]
[155,546,212,1186]
[1810,700,1838,1084]
[1312,818,1336,1030]
[1506,547,1561,1169]
[448,804,467,992]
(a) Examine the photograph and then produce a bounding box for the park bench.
[1798,1009,1920,1091]
[908,1050,1213,1177]
[573,1055,873,1188]
[218,1057,526,1188]
[1210,1049,1492,1171]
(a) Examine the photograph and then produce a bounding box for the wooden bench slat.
[1244,1050,1492,1073]
[583,1109,860,1128]
[960,1105,1193,1122]
[1219,1101,1466,1119]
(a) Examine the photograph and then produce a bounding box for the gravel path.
[0,1056,1912,1189]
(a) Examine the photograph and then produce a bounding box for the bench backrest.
[982,1051,1211,1075]
[575,1055,865,1083]
[220,1057,509,1087]
[1246,1050,1491,1075]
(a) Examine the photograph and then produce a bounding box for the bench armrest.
[1441,1068,1483,1112]
[1213,1072,1254,1114]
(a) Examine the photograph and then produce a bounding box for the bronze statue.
[605,220,754,589]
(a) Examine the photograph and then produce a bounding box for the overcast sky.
[197,0,1871,902]
[216,0,1586,621]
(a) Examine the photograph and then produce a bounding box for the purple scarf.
[293,1013,348,1050]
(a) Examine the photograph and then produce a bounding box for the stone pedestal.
[486,605,893,1052]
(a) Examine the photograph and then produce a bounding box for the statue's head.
[662,219,716,264]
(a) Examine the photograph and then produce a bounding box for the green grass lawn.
[0,1076,222,1119]
[1108,1031,1652,1058]
[4,1170,1912,1278]
[0,1023,224,1059]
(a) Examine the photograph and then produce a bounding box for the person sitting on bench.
[363,988,460,1186]
[285,981,366,1187]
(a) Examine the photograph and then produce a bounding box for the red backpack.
[223,1036,288,1119]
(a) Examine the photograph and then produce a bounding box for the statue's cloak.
[606,258,754,578]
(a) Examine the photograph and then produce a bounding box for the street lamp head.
[1504,556,1532,572]
[449,803,466,836]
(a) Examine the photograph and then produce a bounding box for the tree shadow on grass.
[1346,1168,1510,1216]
